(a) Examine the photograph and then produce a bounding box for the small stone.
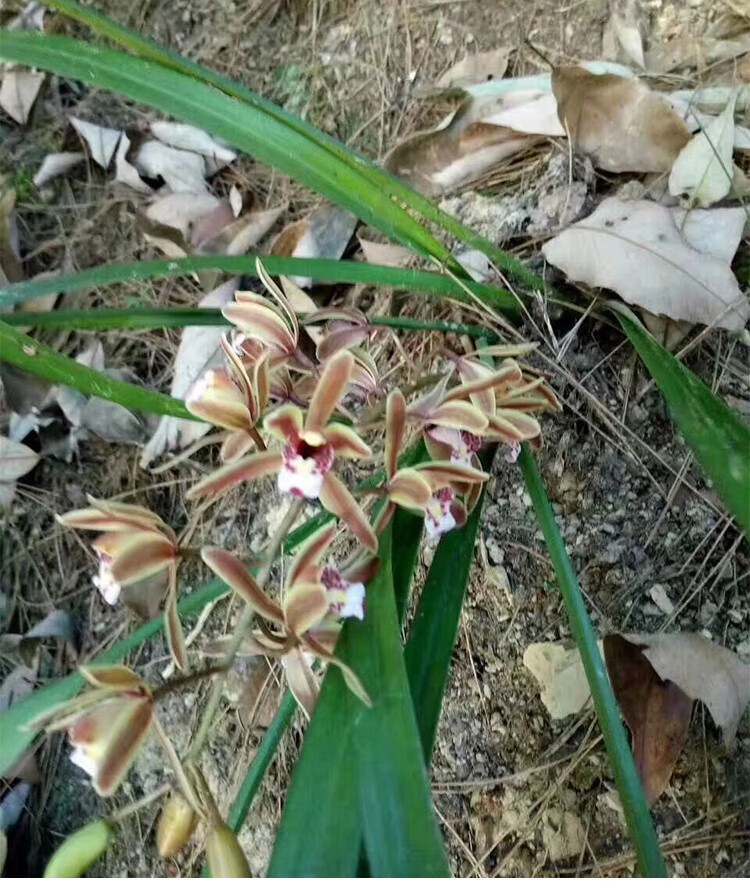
[647,583,674,615]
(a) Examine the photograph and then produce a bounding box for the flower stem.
[109,782,171,825]
[185,498,304,763]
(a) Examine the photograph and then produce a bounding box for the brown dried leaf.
[435,47,511,89]
[604,634,692,805]
[552,67,690,172]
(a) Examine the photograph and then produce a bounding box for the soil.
[1,0,749,879]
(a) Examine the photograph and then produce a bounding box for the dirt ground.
[1,0,749,878]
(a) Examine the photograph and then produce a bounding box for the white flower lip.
[93,558,122,606]
[337,581,366,620]
[278,459,325,500]
[69,744,99,779]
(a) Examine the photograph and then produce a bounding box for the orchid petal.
[223,303,296,354]
[220,429,256,464]
[282,649,319,720]
[284,583,330,637]
[385,389,406,478]
[108,533,177,587]
[288,525,337,588]
[165,585,187,672]
[388,468,432,510]
[323,423,372,459]
[78,665,144,691]
[304,351,354,442]
[316,326,369,363]
[304,636,371,707]
[415,460,489,490]
[427,401,488,434]
[319,472,378,553]
[264,404,304,442]
[186,451,283,500]
[201,547,284,623]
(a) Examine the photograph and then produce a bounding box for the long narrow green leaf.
[0,32,454,270]
[518,444,666,878]
[41,0,540,293]
[269,525,450,877]
[0,255,516,313]
[5,307,496,340]
[615,308,750,536]
[391,508,425,624]
[0,319,194,419]
[404,447,493,760]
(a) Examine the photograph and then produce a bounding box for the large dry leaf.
[198,205,285,256]
[435,47,511,89]
[602,0,644,68]
[0,188,22,285]
[114,132,153,193]
[69,117,121,169]
[627,632,750,746]
[667,94,750,150]
[603,634,692,805]
[140,278,238,467]
[8,2,45,31]
[0,437,39,483]
[478,89,565,136]
[145,193,225,243]
[542,197,748,331]
[669,91,738,207]
[670,206,746,263]
[358,237,414,268]
[133,140,208,193]
[552,67,691,172]
[0,67,44,124]
[384,99,541,196]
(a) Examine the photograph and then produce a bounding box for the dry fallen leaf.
[32,151,85,187]
[148,121,236,172]
[542,197,748,331]
[133,140,208,193]
[552,67,691,172]
[0,188,22,286]
[384,98,541,196]
[69,117,121,169]
[646,35,750,74]
[627,632,750,746]
[358,237,414,268]
[669,91,738,207]
[141,278,238,467]
[0,436,39,508]
[0,66,45,125]
[435,47,511,89]
[604,634,692,805]
[602,0,644,69]
[522,641,598,719]
[114,132,153,194]
[271,205,357,286]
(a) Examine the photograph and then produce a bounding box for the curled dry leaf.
[552,67,691,172]
[435,47,511,89]
[603,634,692,805]
[271,205,357,287]
[0,436,40,509]
[626,632,750,746]
[602,0,644,68]
[542,197,749,331]
[384,98,541,196]
[69,117,121,169]
[148,121,236,172]
[32,152,85,187]
[669,91,738,207]
[133,140,208,194]
[0,66,45,125]
[141,278,238,467]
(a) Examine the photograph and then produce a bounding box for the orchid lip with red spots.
[277,438,335,499]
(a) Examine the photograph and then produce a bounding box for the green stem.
[186,499,304,763]
[517,444,666,878]
[4,307,497,341]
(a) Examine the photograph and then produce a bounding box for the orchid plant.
[32,260,559,874]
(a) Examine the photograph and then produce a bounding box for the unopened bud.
[206,823,251,878]
[44,819,113,877]
[157,793,197,858]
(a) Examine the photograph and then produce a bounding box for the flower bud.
[44,819,113,877]
[206,823,252,878]
[157,793,197,859]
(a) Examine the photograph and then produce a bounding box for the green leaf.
[0,319,194,420]
[5,306,496,341]
[391,507,425,624]
[615,308,750,536]
[404,447,493,761]
[0,255,517,314]
[518,444,666,877]
[269,525,450,877]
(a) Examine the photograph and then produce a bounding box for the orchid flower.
[58,498,187,670]
[30,666,153,797]
[221,261,312,371]
[187,336,270,462]
[376,389,489,538]
[201,525,375,718]
[187,350,377,552]
[302,307,371,363]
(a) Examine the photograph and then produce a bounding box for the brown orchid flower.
[58,498,187,670]
[201,525,375,718]
[187,335,270,462]
[187,350,378,552]
[29,665,153,797]
[376,389,489,538]
[302,307,372,363]
[221,261,312,371]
